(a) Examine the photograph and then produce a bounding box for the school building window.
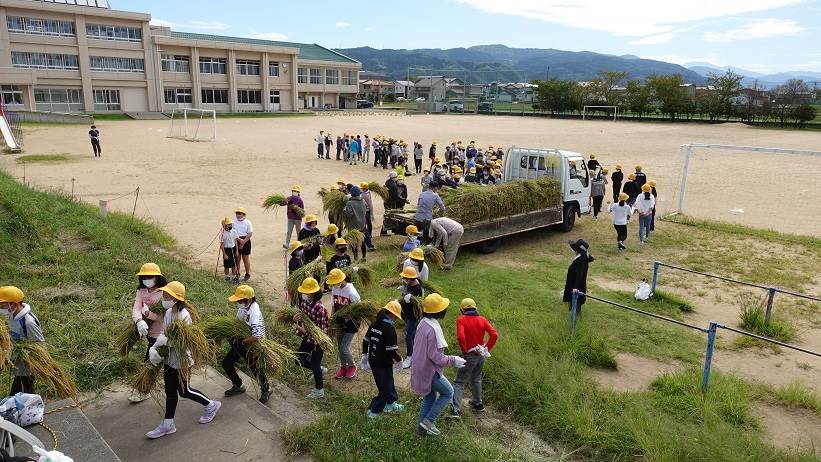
[11,52,79,70]
[93,89,121,111]
[164,88,192,104]
[199,57,227,74]
[85,23,142,42]
[7,16,75,37]
[297,67,307,84]
[325,69,339,85]
[309,69,323,84]
[268,62,279,77]
[201,88,228,104]
[1,86,24,106]
[237,90,262,104]
[341,70,357,85]
[236,59,260,76]
[161,55,190,73]
[269,90,280,104]
[33,88,83,112]
[89,56,145,73]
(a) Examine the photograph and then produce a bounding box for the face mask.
[301,294,310,302]
[237,301,247,310]
[143,278,156,289]
[162,299,175,310]
[225,226,232,231]
[236,216,245,221]
[295,250,304,257]
[384,318,395,326]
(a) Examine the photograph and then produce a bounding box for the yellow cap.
[136,263,162,277]
[400,267,418,279]
[337,178,346,185]
[409,248,425,261]
[221,217,232,226]
[469,167,477,174]
[641,184,652,193]
[628,173,636,180]
[228,284,255,302]
[304,214,318,223]
[423,293,450,314]
[635,165,642,171]
[453,166,463,173]
[334,237,347,246]
[406,225,419,235]
[602,168,609,174]
[615,164,622,170]
[590,154,596,159]
[297,277,321,294]
[235,207,247,215]
[291,184,302,193]
[289,241,304,253]
[397,173,405,180]
[359,182,369,190]
[0,286,24,303]
[648,180,657,187]
[384,300,402,319]
[432,158,441,165]
[323,224,339,236]
[619,192,629,201]
[325,268,346,285]
[460,298,476,309]
[160,281,186,302]
[432,141,437,145]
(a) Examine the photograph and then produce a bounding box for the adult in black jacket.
[611,165,624,203]
[563,239,594,314]
[361,301,404,416]
[586,154,601,172]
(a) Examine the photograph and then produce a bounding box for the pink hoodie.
[131,288,165,338]
[410,319,457,396]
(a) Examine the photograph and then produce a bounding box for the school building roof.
[167,32,360,64]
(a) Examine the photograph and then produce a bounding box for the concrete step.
[24,399,122,462]
[124,112,170,120]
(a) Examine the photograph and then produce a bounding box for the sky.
[114,0,821,74]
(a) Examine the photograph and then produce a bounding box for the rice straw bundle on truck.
[437,177,561,224]
[273,306,335,353]
[201,314,296,375]
[11,342,78,399]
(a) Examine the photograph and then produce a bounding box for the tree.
[624,80,652,118]
[792,104,816,127]
[532,79,577,115]
[646,74,690,119]
[597,71,628,106]
[772,79,810,124]
[705,70,744,120]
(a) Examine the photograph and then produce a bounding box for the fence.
[650,261,821,324]
[9,110,93,125]
[569,291,821,391]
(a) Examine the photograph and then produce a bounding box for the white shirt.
[237,301,265,338]
[633,194,656,215]
[331,283,361,313]
[162,307,193,369]
[608,203,632,225]
[221,228,239,248]
[232,218,253,236]
[403,258,429,281]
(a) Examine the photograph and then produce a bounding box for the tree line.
[531,70,818,127]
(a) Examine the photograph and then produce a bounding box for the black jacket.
[634,172,647,189]
[611,171,623,190]
[288,256,304,274]
[362,314,402,368]
[587,159,601,171]
[399,283,424,321]
[623,180,640,199]
[385,178,401,209]
[563,254,591,305]
[297,227,321,263]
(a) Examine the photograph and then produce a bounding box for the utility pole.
[546,66,550,81]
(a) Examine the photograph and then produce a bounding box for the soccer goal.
[582,105,618,121]
[168,108,217,142]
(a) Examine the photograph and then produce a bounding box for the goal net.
[168,108,216,142]
[582,105,618,121]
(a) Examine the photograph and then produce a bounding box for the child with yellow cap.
[130,263,168,402]
[0,285,45,395]
[297,215,321,263]
[284,185,305,249]
[402,225,421,252]
[608,193,632,250]
[398,266,424,369]
[232,207,253,282]
[450,298,498,417]
[327,268,361,379]
[294,278,329,399]
[223,285,270,403]
[361,300,405,418]
[633,184,656,244]
[220,218,240,282]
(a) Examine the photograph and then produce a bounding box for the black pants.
[415,219,431,243]
[221,339,269,393]
[143,336,157,363]
[592,196,604,217]
[612,184,621,203]
[91,139,101,156]
[296,339,324,390]
[369,366,398,413]
[614,224,628,243]
[10,376,34,395]
[374,150,380,167]
[163,365,210,419]
[414,158,423,173]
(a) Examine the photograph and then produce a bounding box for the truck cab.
[503,146,592,230]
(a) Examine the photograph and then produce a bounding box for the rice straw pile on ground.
[114,322,142,357]
[262,193,288,212]
[201,314,295,375]
[331,300,382,324]
[0,322,12,367]
[367,182,389,202]
[380,277,446,297]
[273,306,335,353]
[12,342,78,399]
[395,246,446,269]
[437,177,561,224]
[318,187,347,225]
[342,265,374,287]
[165,319,211,378]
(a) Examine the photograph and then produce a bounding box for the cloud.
[247,31,289,41]
[641,54,724,66]
[629,32,675,45]
[703,18,804,42]
[455,0,803,37]
[365,26,375,32]
[151,18,230,31]
[336,21,351,28]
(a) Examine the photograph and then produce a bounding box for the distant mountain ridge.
[336,44,707,84]
[684,62,821,88]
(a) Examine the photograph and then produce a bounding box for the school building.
[0,0,361,113]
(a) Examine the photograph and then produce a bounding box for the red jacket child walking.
[451,298,498,416]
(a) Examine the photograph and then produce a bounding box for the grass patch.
[738,294,796,342]
[16,154,72,164]
[85,113,132,121]
[215,112,314,119]
[665,214,821,252]
[772,381,821,416]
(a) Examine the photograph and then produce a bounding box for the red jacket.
[456,310,498,354]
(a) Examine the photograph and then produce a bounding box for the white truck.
[384,146,592,253]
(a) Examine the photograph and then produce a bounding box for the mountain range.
[335,45,707,84]
[684,62,821,88]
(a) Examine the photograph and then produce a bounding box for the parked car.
[356,100,374,109]
[478,102,494,113]
[397,97,406,102]
[448,101,464,113]
[415,97,426,102]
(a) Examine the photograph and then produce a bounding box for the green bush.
[738,295,796,342]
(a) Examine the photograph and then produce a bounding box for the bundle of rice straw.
[114,321,142,357]
[288,203,306,218]
[0,322,12,367]
[262,193,288,211]
[437,177,561,224]
[341,265,374,287]
[165,319,211,379]
[331,301,382,324]
[342,229,364,249]
[201,314,295,375]
[396,245,446,269]
[12,342,78,399]
[273,306,335,353]
[319,188,347,225]
[380,277,446,298]
[286,259,327,296]
[367,182,389,202]
[132,362,162,395]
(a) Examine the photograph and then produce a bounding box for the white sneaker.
[307,388,325,399]
[146,420,176,439]
[198,400,221,424]
[401,357,412,369]
[129,389,149,403]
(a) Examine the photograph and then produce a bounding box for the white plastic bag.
[0,393,44,427]
[34,447,75,462]
[634,280,652,301]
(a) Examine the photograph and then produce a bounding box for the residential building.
[0,0,360,112]
[394,80,413,99]
[358,79,394,101]
[413,76,464,101]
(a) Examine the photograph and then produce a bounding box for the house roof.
[166,32,359,64]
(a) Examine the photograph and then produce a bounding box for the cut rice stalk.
[114,321,142,357]
[367,182,389,202]
[201,315,295,375]
[164,320,211,379]
[132,362,162,395]
[273,306,335,353]
[288,203,306,218]
[332,300,382,323]
[342,229,364,249]
[342,265,374,287]
[0,322,12,367]
[13,342,78,399]
[262,193,288,211]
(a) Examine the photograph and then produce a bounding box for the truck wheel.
[476,238,501,254]
[561,205,577,232]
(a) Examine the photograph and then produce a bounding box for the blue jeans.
[639,214,651,242]
[404,319,418,356]
[418,372,453,424]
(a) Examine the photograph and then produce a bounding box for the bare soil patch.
[754,403,821,454]
[592,352,682,392]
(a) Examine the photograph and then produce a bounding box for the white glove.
[136,320,149,338]
[148,346,163,365]
[360,354,370,371]
[352,266,359,273]
[403,293,412,303]
[34,447,74,462]
[452,356,467,368]
[154,333,168,347]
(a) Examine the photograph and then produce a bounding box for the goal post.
[582,105,618,121]
[168,108,217,142]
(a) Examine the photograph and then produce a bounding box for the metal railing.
[570,292,821,391]
[650,261,821,324]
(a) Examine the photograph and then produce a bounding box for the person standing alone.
[89,125,102,157]
[233,207,254,281]
[590,169,608,220]
[284,185,304,249]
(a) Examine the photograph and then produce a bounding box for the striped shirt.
[237,302,265,339]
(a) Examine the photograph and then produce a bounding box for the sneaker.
[366,410,380,419]
[401,357,412,369]
[416,425,427,436]
[320,366,328,374]
[232,276,240,283]
[224,276,231,282]
[307,388,325,399]
[419,419,441,436]
[198,400,221,424]
[259,389,271,404]
[334,367,347,380]
[446,409,462,420]
[129,390,150,403]
[243,274,251,282]
[384,402,405,413]
[470,402,485,412]
[224,384,246,397]
[345,365,357,379]
[146,420,176,439]
[367,246,376,251]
